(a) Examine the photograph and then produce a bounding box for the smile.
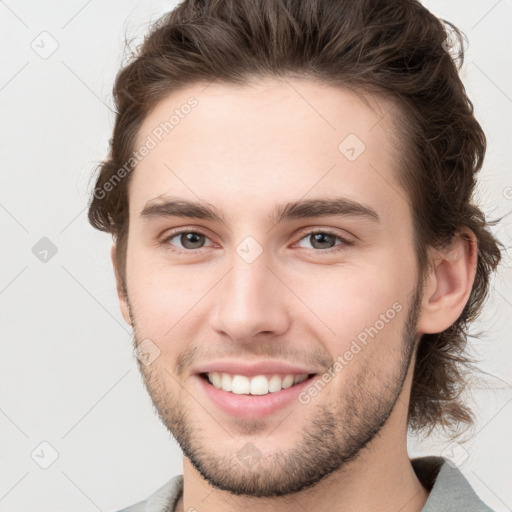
[197,372,318,419]
[202,371,313,395]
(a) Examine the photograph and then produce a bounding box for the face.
[119,79,424,496]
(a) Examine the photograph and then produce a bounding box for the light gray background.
[0,1,511,511]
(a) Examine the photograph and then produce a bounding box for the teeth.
[295,374,308,385]
[282,375,294,389]
[206,372,309,395]
[221,372,232,392]
[268,375,283,393]
[249,375,268,395]
[211,372,222,389]
[232,375,250,394]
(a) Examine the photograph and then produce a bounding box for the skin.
[112,78,477,512]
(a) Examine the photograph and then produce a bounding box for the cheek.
[126,251,218,347]
[289,259,413,352]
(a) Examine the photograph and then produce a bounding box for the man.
[88,0,503,510]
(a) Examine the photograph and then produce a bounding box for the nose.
[209,253,291,343]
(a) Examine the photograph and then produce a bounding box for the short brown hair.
[88,0,503,436]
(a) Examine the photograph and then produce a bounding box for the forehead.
[130,79,407,223]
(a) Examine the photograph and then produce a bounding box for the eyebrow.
[140,195,380,225]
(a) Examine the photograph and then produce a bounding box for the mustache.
[164,342,333,377]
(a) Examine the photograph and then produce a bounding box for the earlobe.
[110,244,132,326]
[416,229,478,334]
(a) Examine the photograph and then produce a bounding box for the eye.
[163,230,214,251]
[161,229,354,254]
[296,230,353,251]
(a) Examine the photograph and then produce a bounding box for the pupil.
[312,233,334,249]
[182,232,203,249]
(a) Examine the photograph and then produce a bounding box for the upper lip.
[193,360,321,377]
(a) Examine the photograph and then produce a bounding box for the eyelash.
[161,228,354,255]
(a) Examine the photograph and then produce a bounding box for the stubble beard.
[129,285,422,498]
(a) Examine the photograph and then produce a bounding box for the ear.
[416,228,478,334]
[110,243,132,326]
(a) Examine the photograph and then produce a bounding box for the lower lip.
[195,374,317,419]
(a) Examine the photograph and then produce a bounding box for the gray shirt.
[115,456,494,512]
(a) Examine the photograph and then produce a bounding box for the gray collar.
[123,456,493,512]
[411,456,493,511]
